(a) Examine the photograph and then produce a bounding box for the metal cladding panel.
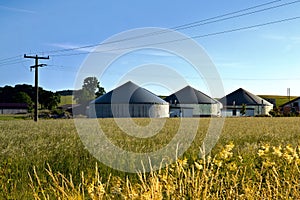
[88,104,169,118]
[0,108,28,114]
[170,103,221,117]
[221,104,273,117]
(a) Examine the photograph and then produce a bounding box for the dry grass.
[0,118,300,199]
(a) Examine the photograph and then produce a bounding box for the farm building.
[0,103,28,114]
[88,81,169,118]
[164,86,222,117]
[219,88,273,116]
[280,97,300,115]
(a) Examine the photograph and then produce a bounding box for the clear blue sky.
[1,0,300,97]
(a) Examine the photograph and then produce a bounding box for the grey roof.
[219,88,273,106]
[280,96,300,107]
[164,86,219,104]
[91,81,168,104]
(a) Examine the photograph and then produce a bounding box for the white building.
[281,97,300,115]
[219,88,273,117]
[164,86,222,117]
[88,81,169,118]
[0,103,28,114]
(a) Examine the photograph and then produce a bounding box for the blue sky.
[1,0,300,97]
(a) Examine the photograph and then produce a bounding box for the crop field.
[1,118,300,199]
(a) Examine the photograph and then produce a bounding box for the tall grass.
[0,118,300,199]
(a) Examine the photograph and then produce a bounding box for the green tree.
[269,106,281,117]
[39,90,61,110]
[13,91,33,112]
[240,104,246,116]
[74,77,105,104]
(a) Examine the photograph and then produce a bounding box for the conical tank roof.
[91,81,168,104]
[219,88,273,106]
[164,86,219,104]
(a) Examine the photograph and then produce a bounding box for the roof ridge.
[280,96,300,107]
[243,89,261,104]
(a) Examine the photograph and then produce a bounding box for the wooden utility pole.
[24,54,49,122]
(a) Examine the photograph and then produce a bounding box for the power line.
[42,64,300,81]
[0,56,24,65]
[173,0,300,31]
[51,15,300,57]
[0,59,30,67]
[170,0,283,29]
[0,55,22,62]
[2,0,299,62]
[38,0,293,55]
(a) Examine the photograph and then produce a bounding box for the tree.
[95,85,106,98]
[269,106,281,117]
[13,91,33,112]
[0,84,60,110]
[74,77,105,104]
[39,90,61,110]
[240,104,246,116]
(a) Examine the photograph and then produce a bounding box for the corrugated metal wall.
[0,108,28,114]
[221,105,273,116]
[88,104,169,118]
[170,103,221,117]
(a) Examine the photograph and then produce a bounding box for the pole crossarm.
[30,64,47,70]
[24,54,49,59]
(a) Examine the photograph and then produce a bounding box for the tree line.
[0,84,60,111]
[0,77,106,113]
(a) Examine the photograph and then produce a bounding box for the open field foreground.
[1,118,300,199]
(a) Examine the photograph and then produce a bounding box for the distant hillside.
[259,95,298,107]
[56,90,74,96]
[57,93,297,107]
[56,90,74,106]
[59,95,74,106]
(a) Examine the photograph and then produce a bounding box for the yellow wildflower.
[272,145,282,157]
[238,155,243,162]
[283,153,293,164]
[194,161,203,170]
[178,158,188,167]
[261,144,270,153]
[225,142,235,152]
[213,159,222,167]
[258,149,265,157]
[263,160,275,168]
[228,162,237,171]
[286,144,294,154]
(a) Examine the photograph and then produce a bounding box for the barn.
[280,97,300,115]
[0,103,28,114]
[88,81,169,118]
[164,86,222,117]
[219,88,273,116]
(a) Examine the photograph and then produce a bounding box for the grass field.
[258,95,298,106]
[1,118,300,199]
[58,95,74,106]
[0,114,31,120]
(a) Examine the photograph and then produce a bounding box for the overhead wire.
[0,55,25,66]
[171,0,300,31]
[48,0,300,57]
[0,55,22,62]
[51,15,300,57]
[37,0,292,55]
[1,0,300,65]
[0,59,30,67]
